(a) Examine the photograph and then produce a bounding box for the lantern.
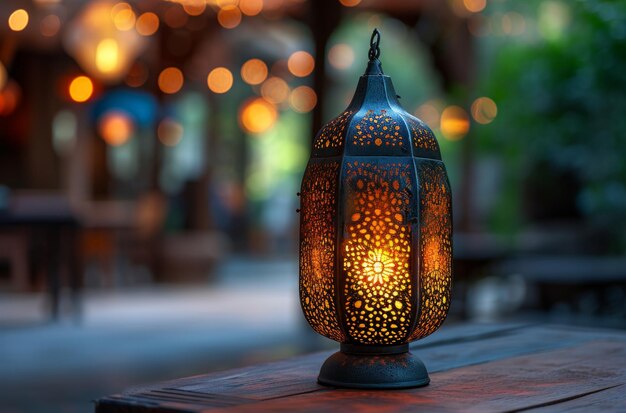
[298,29,453,389]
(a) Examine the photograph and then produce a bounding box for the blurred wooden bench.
[95,323,626,412]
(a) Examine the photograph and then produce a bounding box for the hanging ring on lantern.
[368,28,381,61]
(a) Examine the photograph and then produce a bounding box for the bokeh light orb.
[136,12,159,36]
[158,67,184,94]
[471,97,498,124]
[69,75,94,103]
[289,86,317,113]
[328,44,355,70]
[40,14,61,37]
[240,98,277,134]
[158,118,184,146]
[217,6,242,29]
[8,9,29,31]
[440,105,470,140]
[288,51,315,78]
[241,59,268,85]
[339,0,361,7]
[207,67,234,94]
[240,0,263,16]
[261,76,290,104]
[98,111,134,146]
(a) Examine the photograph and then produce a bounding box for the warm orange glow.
[240,98,277,134]
[239,0,263,16]
[463,0,486,13]
[440,105,470,140]
[96,38,120,74]
[69,76,94,103]
[112,3,136,31]
[98,111,134,146]
[415,102,440,128]
[261,76,289,104]
[158,118,184,146]
[158,67,184,94]
[8,9,29,31]
[339,0,362,7]
[289,86,317,113]
[287,51,315,77]
[183,0,206,16]
[0,81,21,116]
[207,67,234,94]
[328,44,355,70]
[471,97,497,124]
[217,6,242,29]
[40,14,61,37]
[164,5,189,28]
[136,12,159,36]
[241,59,268,85]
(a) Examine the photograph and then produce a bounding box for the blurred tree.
[480,0,626,252]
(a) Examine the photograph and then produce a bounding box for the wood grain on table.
[95,323,626,413]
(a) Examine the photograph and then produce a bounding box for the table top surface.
[95,323,626,413]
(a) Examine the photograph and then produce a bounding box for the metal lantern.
[298,29,453,389]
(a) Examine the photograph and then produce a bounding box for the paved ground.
[0,257,331,413]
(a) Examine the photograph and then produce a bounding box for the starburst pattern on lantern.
[313,110,353,150]
[353,110,403,147]
[343,160,413,345]
[403,115,440,157]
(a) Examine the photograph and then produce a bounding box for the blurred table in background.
[95,323,626,413]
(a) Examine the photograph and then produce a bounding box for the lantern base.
[317,344,430,389]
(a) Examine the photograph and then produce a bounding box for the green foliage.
[481,0,626,251]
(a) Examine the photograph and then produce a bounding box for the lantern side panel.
[409,160,452,341]
[312,110,353,154]
[299,160,345,342]
[402,114,441,160]
[341,159,415,345]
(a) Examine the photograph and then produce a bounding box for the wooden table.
[95,323,626,412]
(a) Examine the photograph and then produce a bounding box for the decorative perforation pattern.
[404,116,439,154]
[352,110,403,147]
[342,160,413,344]
[409,161,452,341]
[299,161,345,341]
[313,111,352,150]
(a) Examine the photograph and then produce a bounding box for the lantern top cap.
[364,28,384,76]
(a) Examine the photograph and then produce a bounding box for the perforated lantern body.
[299,61,452,347]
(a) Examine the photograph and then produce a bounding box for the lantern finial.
[368,28,381,61]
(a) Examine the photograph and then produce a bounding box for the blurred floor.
[0,257,326,413]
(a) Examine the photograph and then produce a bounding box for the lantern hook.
[368,28,381,61]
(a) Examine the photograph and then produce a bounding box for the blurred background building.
[1,0,625,412]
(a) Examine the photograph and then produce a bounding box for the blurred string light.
[207,67,234,93]
[0,81,21,116]
[471,96,497,124]
[158,118,184,146]
[98,110,134,146]
[69,75,94,103]
[182,0,206,16]
[217,6,242,29]
[240,98,277,134]
[240,0,263,16]
[289,86,317,113]
[111,2,136,31]
[261,76,289,104]
[8,9,29,31]
[415,101,441,129]
[96,38,120,74]
[287,51,314,77]
[159,67,184,94]
[136,12,159,36]
[125,62,149,87]
[40,14,61,37]
[241,58,268,85]
[328,43,355,70]
[463,0,486,13]
[440,105,470,140]
[339,0,361,7]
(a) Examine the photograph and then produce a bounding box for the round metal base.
[318,344,430,389]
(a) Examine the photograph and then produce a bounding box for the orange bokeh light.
[240,0,263,16]
[440,106,470,140]
[40,14,61,37]
[136,12,159,36]
[261,77,290,104]
[241,59,268,85]
[69,75,94,103]
[207,67,234,94]
[463,0,486,13]
[183,0,206,16]
[471,96,498,124]
[158,67,184,94]
[98,111,134,146]
[217,6,242,29]
[288,51,315,77]
[8,9,29,31]
[328,44,355,70]
[112,3,136,31]
[158,118,184,146]
[289,86,317,113]
[240,98,277,134]
[339,0,361,7]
